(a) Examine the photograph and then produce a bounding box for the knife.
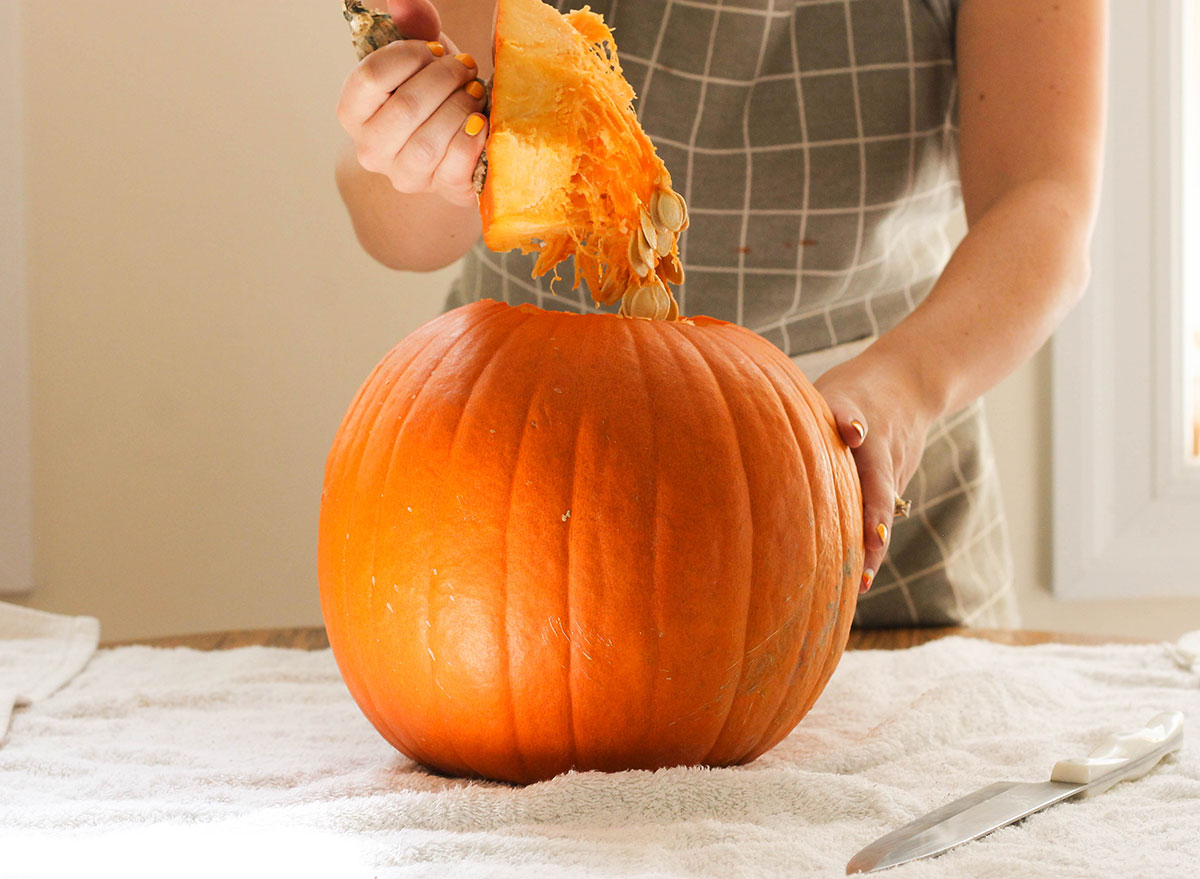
[846,711,1185,874]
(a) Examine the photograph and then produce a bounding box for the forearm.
[336,139,482,272]
[814,0,1104,582]
[864,178,1093,421]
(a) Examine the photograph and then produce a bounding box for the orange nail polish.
[427,41,445,57]
[876,523,888,544]
[456,52,477,68]
[860,569,875,593]
[850,419,866,440]
[465,80,485,100]
[464,113,486,136]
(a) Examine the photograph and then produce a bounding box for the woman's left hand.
[814,356,936,594]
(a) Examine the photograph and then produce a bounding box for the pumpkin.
[318,300,863,784]
[325,0,863,784]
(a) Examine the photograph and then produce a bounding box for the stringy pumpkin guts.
[340,0,690,320]
[479,0,689,320]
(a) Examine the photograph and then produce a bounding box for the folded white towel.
[0,630,1196,878]
[0,601,99,744]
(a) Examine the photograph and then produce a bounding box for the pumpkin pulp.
[480,0,688,319]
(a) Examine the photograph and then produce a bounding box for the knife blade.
[846,711,1185,874]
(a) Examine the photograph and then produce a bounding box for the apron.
[445,0,1018,627]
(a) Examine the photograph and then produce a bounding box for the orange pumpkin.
[325,0,863,783]
[318,300,863,784]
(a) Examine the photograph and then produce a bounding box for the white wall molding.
[1,2,33,595]
[1052,0,1200,599]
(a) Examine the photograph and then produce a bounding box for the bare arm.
[336,143,482,270]
[870,0,1106,416]
[816,0,1107,587]
[335,0,497,271]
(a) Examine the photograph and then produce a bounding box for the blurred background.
[3,1,1199,641]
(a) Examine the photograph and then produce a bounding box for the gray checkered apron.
[445,0,1019,627]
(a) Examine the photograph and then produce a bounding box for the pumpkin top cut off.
[480,0,689,320]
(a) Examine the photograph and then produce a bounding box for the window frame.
[1052,0,1199,599]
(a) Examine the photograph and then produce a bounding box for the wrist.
[837,339,950,428]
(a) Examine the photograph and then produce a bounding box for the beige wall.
[16,1,450,640]
[12,2,1199,642]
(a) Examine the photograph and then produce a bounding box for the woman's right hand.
[336,0,489,208]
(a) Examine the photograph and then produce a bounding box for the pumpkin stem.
[343,0,401,59]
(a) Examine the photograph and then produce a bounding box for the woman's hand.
[814,356,935,594]
[336,0,488,208]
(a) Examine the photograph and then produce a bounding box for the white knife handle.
[1050,712,1185,794]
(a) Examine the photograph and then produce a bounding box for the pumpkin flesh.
[480,0,684,309]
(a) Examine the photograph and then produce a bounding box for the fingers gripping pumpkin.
[325,0,863,784]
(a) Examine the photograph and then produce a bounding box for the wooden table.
[106,626,1153,651]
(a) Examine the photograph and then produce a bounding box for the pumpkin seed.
[652,187,687,233]
[654,226,673,258]
[621,281,672,320]
[627,232,652,278]
[597,266,623,303]
[639,209,658,254]
[659,252,684,286]
[637,228,657,267]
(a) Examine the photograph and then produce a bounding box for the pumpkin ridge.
[660,325,757,758]
[321,331,449,760]
[563,312,606,774]
[496,322,544,777]
[374,304,522,775]
[448,307,552,782]
[741,347,860,760]
[755,594,852,763]
[620,319,662,758]
[705,330,826,757]
[803,396,861,681]
[742,624,817,765]
[492,310,575,781]
[698,328,807,762]
[422,305,537,779]
[323,332,442,572]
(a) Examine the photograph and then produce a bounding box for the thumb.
[386,0,442,42]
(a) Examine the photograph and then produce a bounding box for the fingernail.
[860,569,875,593]
[427,41,445,57]
[463,113,486,136]
[465,80,485,100]
[876,522,888,544]
[456,52,477,68]
[850,419,866,440]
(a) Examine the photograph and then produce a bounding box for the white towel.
[0,630,1197,879]
[0,601,99,744]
